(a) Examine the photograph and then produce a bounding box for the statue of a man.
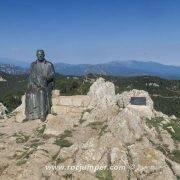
[25,50,55,121]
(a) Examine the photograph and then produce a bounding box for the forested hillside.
[0,72,180,117]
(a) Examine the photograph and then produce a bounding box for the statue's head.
[36,50,45,61]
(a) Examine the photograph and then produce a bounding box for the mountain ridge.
[1,58,180,79]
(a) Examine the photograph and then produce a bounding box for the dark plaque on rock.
[130,97,146,105]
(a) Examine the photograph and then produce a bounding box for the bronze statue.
[25,50,55,121]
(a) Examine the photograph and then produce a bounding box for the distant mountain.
[0,57,29,68]
[54,61,180,79]
[1,58,180,79]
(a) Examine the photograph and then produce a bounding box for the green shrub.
[12,132,30,143]
[54,130,73,148]
[54,139,73,148]
[96,169,113,180]
[170,150,180,163]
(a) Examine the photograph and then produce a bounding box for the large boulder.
[126,104,155,119]
[87,77,117,108]
[108,107,145,144]
[117,89,153,109]
[11,95,26,122]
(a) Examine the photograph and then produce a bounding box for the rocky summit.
[0,78,179,180]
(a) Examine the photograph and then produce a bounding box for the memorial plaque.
[130,97,146,105]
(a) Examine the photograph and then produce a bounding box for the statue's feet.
[51,112,57,116]
[22,118,29,123]
[40,116,46,122]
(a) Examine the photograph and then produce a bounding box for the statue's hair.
[36,49,45,54]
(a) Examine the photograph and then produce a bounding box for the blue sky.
[0,0,180,65]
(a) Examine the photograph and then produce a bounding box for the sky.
[0,0,180,65]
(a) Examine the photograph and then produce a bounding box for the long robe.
[25,60,55,120]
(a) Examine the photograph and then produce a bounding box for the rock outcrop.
[117,89,154,109]
[0,78,179,180]
[10,95,26,122]
[0,103,7,119]
[87,77,117,108]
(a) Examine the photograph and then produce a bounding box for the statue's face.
[36,50,45,61]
